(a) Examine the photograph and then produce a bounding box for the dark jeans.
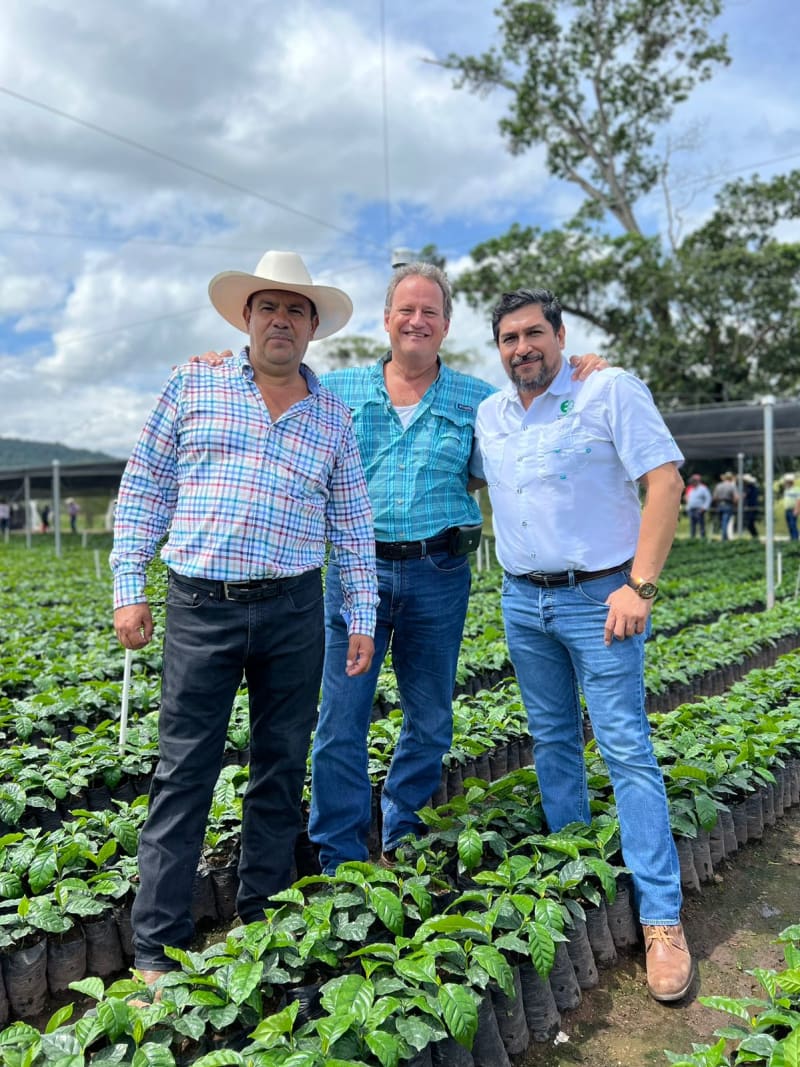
[131,568,324,970]
[688,508,706,538]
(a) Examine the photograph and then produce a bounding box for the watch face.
[637,581,658,599]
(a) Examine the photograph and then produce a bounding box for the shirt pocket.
[478,430,507,486]
[429,410,474,474]
[535,418,595,480]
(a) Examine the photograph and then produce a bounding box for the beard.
[510,358,558,393]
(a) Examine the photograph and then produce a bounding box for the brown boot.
[128,968,169,1008]
[643,924,693,1002]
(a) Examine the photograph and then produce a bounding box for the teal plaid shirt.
[321,355,495,541]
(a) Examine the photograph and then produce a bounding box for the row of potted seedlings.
[1,645,799,1063]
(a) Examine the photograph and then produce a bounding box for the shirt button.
[560,473,567,480]
[521,521,528,527]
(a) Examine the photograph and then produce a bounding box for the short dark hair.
[246,290,318,320]
[385,262,453,321]
[491,288,562,343]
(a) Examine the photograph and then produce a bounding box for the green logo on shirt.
[559,399,574,415]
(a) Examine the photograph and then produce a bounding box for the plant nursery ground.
[518,804,800,1067]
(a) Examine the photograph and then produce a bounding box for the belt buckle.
[223,581,237,600]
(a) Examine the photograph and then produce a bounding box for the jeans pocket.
[425,551,470,574]
[575,571,628,607]
[285,573,324,612]
[167,581,214,610]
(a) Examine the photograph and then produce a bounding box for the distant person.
[685,474,711,539]
[742,475,759,539]
[67,498,80,534]
[782,474,799,540]
[111,250,377,989]
[0,499,9,536]
[40,504,51,533]
[712,472,738,541]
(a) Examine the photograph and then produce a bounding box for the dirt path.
[519,805,800,1066]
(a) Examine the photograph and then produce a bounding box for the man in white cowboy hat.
[111,250,377,988]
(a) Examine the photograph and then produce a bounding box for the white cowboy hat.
[208,250,353,339]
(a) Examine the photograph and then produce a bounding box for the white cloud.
[0,0,796,452]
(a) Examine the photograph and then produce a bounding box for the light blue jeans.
[502,570,682,926]
[310,550,472,873]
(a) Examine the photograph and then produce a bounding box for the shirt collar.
[238,347,320,395]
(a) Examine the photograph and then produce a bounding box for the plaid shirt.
[322,356,495,541]
[111,350,377,635]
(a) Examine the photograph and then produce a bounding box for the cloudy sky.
[1,0,798,457]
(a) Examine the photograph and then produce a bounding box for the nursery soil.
[518,804,800,1067]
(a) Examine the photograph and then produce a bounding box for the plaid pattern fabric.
[322,356,495,541]
[111,350,377,635]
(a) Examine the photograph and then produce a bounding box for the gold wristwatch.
[630,577,658,600]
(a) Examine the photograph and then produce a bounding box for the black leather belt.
[375,531,451,560]
[516,561,631,588]
[169,569,317,602]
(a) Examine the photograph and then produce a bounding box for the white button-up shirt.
[474,360,683,575]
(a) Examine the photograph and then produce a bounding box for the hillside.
[0,437,115,470]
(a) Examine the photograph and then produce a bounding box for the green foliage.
[441,0,800,406]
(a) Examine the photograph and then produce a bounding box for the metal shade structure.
[664,401,800,460]
[0,460,126,496]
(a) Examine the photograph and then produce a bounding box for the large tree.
[442,0,800,405]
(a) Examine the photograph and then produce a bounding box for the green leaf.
[395,1014,440,1052]
[320,973,374,1024]
[69,976,106,1001]
[191,1053,246,1067]
[369,887,404,936]
[365,1030,401,1067]
[226,961,264,1005]
[250,1000,299,1042]
[28,852,58,895]
[111,818,139,856]
[0,873,23,899]
[469,945,514,997]
[395,956,439,986]
[438,983,478,1049]
[457,827,483,871]
[44,1003,75,1033]
[131,1042,179,1067]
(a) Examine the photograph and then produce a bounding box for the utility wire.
[379,0,393,256]
[0,85,389,255]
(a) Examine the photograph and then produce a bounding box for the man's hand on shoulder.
[569,353,609,379]
[189,349,234,367]
[114,603,154,649]
[346,634,375,677]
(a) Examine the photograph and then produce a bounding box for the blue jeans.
[132,569,324,970]
[718,504,734,540]
[786,509,799,541]
[310,550,471,873]
[501,571,682,927]
[688,508,706,539]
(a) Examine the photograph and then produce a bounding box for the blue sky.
[1,0,798,456]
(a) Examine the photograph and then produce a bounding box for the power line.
[379,0,393,251]
[0,85,389,255]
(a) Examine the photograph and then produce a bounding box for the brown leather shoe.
[129,968,170,1007]
[643,924,694,1002]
